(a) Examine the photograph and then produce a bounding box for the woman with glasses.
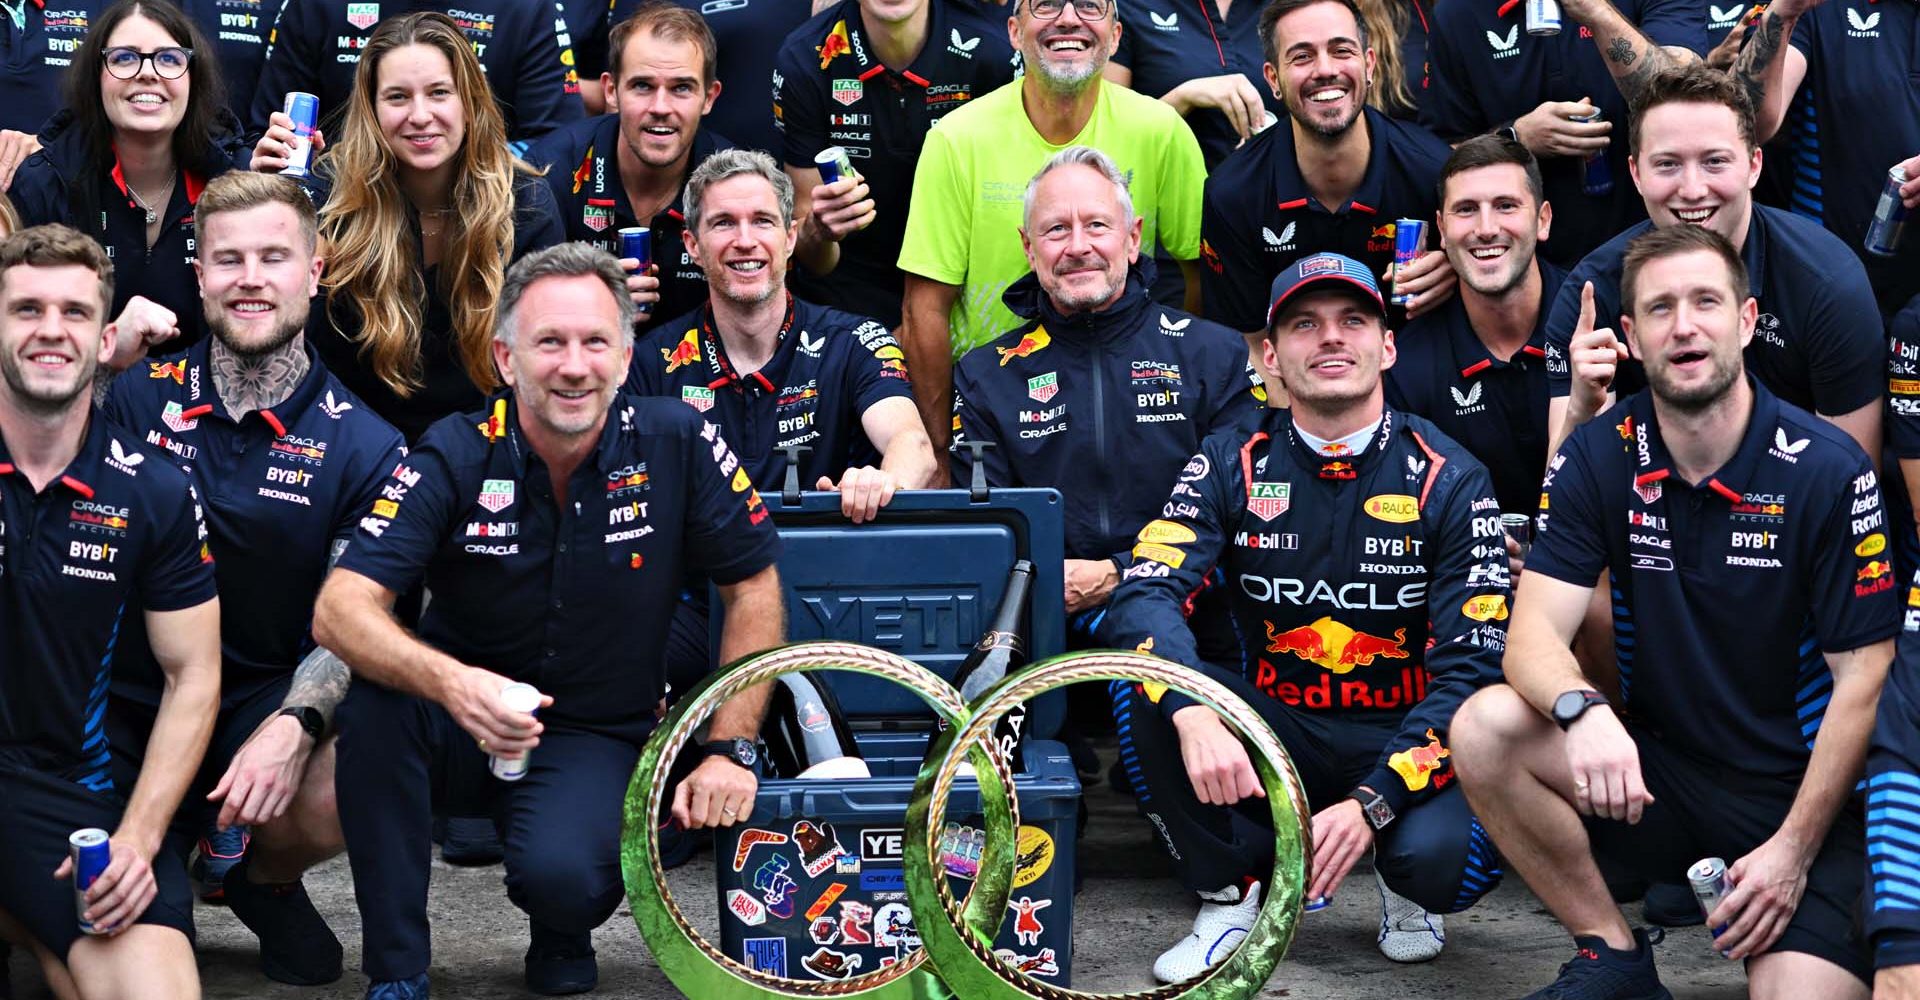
[253,11,564,443]
[9,0,250,361]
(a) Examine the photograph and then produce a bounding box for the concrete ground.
[6,747,1752,999]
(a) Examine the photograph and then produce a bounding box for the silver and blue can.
[490,683,543,781]
[1688,856,1733,934]
[618,226,652,273]
[814,146,854,186]
[282,91,320,179]
[1526,0,1562,35]
[1573,109,1614,196]
[1866,166,1909,257]
[1303,895,1331,912]
[1391,218,1426,306]
[71,828,110,935]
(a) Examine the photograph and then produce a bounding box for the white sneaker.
[1375,868,1444,963]
[1152,880,1261,984]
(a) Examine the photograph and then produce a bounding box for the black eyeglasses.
[1026,0,1114,20]
[102,46,193,80]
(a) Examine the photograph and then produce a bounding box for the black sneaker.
[1522,928,1672,1000]
[525,922,597,996]
[222,857,343,985]
[1641,882,1702,927]
[439,816,504,866]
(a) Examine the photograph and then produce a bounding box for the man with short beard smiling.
[1199,0,1457,348]
[100,172,405,989]
[897,0,1207,475]
[1387,135,1562,519]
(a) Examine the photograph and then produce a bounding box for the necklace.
[419,206,453,240]
[127,177,176,226]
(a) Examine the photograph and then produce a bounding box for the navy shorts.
[0,764,194,959]
[1588,729,1869,981]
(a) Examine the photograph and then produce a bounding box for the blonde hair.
[1353,0,1414,119]
[195,172,318,253]
[0,192,19,239]
[316,11,536,397]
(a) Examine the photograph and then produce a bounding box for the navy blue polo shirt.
[1113,0,1282,169]
[560,0,610,82]
[1530,379,1898,778]
[618,0,809,156]
[1543,206,1885,418]
[524,117,732,337]
[247,0,586,143]
[774,0,1018,328]
[1421,0,1705,267]
[100,340,405,710]
[0,1,101,134]
[338,392,782,741]
[1789,0,1920,316]
[1890,294,1920,459]
[1199,105,1451,333]
[1387,260,1565,516]
[183,0,292,123]
[624,295,914,490]
[1703,0,1762,47]
[0,415,215,786]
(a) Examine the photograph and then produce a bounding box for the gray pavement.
[7,753,1753,999]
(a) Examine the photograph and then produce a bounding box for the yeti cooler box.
[715,735,1079,984]
[709,485,1067,736]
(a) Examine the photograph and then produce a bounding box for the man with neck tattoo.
[100,172,406,989]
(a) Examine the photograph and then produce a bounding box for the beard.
[1647,348,1742,413]
[208,307,306,358]
[0,349,95,414]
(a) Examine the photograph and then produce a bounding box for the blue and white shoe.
[1152,880,1260,983]
[1375,868,1445,963]
[190,824,249,901]
[366,973,430,1000]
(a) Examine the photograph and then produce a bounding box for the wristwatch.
[1551,689,1611,730]
[1348,787,1395,831]
[1496,123,1521,145]
[277,705,325,741]
[701,738,758,770]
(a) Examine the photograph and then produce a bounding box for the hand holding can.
[490,682,544,781]
[1390,219,1426,306]
[70,828,111,934]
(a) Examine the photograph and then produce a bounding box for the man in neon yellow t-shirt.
[897,0,1207,466]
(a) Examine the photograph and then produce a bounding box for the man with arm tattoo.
[99,173,406,988]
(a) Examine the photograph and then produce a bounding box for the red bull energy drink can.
[814,146,854,186]
[1688,856,1733,934]
[1391,218,1425,306]
[1501,513,1534,560]
[1573,109,1614,196]
[490,683,543,781]
[282,91,319,179]
[618,226,652,273]
[71,828,110,935]
[1867,165,1908,257]
[1526,0,1562,34]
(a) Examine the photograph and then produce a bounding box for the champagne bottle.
[934,560,1034,774]
[762,671,869,779]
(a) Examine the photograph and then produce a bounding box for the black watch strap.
[1349,787,1394,831]
[277,706,324,741]
[701,738,758,769]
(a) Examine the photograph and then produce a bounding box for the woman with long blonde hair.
[257,11,563,441]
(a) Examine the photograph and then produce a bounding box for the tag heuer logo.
[831,79,862,106]
[682,386,716,412]
[1028,372,1059,404]
[162,400,198,432]
[345,2,379,30]
[582,204,612,232]
[478,478,515,513]
[1247,482,1290,521]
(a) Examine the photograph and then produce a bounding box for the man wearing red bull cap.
[1103,250,1511,979]
[1451,225,1897,1000]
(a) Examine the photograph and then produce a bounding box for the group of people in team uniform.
[0,0,1917,999]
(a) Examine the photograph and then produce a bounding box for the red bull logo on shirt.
[1387,728,1452,791]
[662,329,701,372]
[149,361,186,384]
[1264,617,1409,674]
[818,20,852,68]
[996,328,1052,366]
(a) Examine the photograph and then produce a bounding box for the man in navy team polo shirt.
[1732,0,1919,318]
[0,225,218,998]
[247,0,584,148]
[314,243,786,999]
[613,0,809,156]
[1452,224,1897,1000]
[1865,560,1920,998]
[1422,0,1704,267]
[1201,0,1456,342]
[100,173,405,989]
[1388,135,1562,520]
[1544,65,1882,465]
[628,148,935,514]
[775,0,1018,329]
[526,3,734,335]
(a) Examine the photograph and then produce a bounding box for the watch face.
[1553,691,1588,721]
[735,739,757,767]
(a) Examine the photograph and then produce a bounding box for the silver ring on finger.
[722,805,738,818]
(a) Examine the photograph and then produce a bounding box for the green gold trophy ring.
[620,641,1021,999]
[905,650,1312,1000]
